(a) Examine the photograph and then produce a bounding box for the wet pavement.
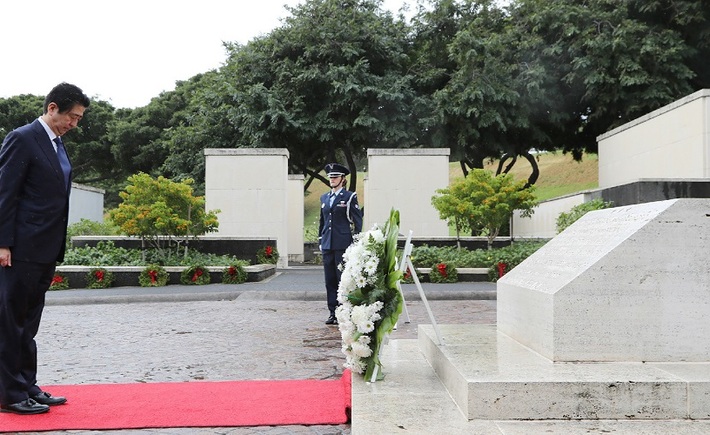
[11,266,496,435]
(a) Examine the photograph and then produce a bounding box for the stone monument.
[499,198,710,362]
[419,198,710,420]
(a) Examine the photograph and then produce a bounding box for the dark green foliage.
[202,0,419,190]
[62,241,142,266]
[408,241,546,274]
[0,94,44,141]
[409,245,464,268]
[61,241,244,267]
[485,241,547,282]
[67,99,119,189]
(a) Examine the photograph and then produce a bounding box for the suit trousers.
[0,260,55,405]
[322,249,345,315]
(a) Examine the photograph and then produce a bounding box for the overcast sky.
[0,0,412,109]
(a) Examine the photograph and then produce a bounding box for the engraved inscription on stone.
[501,202,670,293]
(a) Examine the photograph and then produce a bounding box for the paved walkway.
[16,266,496,435]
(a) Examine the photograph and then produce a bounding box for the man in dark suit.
[318,162,363,325]
[0,83,90,415]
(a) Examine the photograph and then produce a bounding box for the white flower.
[351,341,373,358]
[363,257,378,276]
[349,302,382,333]
[345,355,367,374]
[350,304,370,326]
[369,300,384,313]
[354,275,368,288]
[357,321,375,334]
[337,274,356,299]
[336,210,402,379]
[369,228,385,243]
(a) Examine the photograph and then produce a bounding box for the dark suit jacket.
[0,119,71,263]
[318,189,363,251]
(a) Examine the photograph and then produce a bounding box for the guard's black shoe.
[325,315,338,325]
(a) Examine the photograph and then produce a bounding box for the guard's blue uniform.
[319,188,363,316]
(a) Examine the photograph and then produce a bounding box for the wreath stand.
[370,230,444,382]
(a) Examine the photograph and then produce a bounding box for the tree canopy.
[188,0,420,191]
[1,0,707,203]
[109,173,219,257]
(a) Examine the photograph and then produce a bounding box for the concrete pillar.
[204,148,289,268]
[288,174,305,263]
[365,148,450,236]
[69,183,105,224]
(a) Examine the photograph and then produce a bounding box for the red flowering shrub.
[49,273,69,290]
[428,262,458,283]
[180,265,210,285]
[222,263,248,284]
[139,264,168,287]
[86,267,114,289]
[256,245,279,264]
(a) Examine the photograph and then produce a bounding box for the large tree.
[195,0,419,191]
[411,0,708,183]
[67,99,118,186]
[410,0,511,172]
[0,94,45,141]
[432,0,560,184]
[510,0,701,155]
[409,0,558,185]
[105,74,208,201]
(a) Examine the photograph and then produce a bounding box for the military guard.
[318,162,363,325]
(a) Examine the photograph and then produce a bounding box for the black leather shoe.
[32,391,67,406]
[1,398,50,414]
[325,315,338,325]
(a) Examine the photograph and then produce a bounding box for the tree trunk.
[496,153,517,175]
[459,160,469,178]
[343,147,358,192]
[455,220,461,250]
[521,151,540,187]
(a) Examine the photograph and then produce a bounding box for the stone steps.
[419,324,710,420]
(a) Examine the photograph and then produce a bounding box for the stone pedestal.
[418,324,710,420]
[419,198,710,420]
[499,198,710,362]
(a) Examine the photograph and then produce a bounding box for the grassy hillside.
[480,152,598,201]
[303,152,599,238]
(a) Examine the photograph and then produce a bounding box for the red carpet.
[0,371,351,432]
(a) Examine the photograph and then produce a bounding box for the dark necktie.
[329,192,336,207]
[54,137,71,188]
